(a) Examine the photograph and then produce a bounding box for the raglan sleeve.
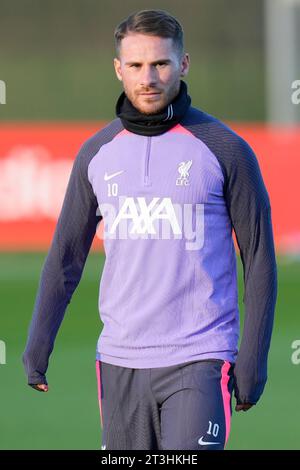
[22,141,102,386]
[225,136,277,405]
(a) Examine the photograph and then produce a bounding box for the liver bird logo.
[176,160,193,186]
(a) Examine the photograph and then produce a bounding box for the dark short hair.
[114,9,184,60]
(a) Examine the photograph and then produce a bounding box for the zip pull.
[144,136,152,186]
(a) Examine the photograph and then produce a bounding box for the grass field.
[0,251,299,450]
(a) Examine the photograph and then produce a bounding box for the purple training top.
[22,105,277,405]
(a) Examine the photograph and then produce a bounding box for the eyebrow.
[125,59,172,66]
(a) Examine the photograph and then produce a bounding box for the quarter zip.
[144,136,152,186]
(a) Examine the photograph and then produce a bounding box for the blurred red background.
[0,122,299,253]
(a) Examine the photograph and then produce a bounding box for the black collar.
[115,80,191,136]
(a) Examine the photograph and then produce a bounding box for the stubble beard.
[125,80,181,116]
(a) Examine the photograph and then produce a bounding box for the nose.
[140,65,157,88]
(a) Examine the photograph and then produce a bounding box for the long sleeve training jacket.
[23,82,277,405]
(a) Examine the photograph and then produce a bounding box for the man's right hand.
[30,384,49,392]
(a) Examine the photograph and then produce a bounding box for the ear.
[114,58,123,82]
[180,53,190,77]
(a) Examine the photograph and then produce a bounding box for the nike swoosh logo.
[198,436,220,446]
[104,170,124,181]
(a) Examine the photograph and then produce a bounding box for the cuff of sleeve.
[28,375,48,386]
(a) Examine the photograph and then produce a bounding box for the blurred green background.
[0,0,265,121]
[0,0,299,450]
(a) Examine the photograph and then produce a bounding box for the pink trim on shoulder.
[115,124,194,137]
[221,361,232,447]
[115,128,131,137]
[168,124,194,135]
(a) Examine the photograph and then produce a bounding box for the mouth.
[139,93,161,100]
[140,92,161,96]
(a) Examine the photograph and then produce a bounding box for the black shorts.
[96,359,234,450]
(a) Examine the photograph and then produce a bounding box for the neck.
[115,80,191,136]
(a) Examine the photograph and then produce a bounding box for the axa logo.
[98,196,204,250]
[110,197,181,235]
[176,160,192,186]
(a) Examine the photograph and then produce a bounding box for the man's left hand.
[235,403,253,412]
